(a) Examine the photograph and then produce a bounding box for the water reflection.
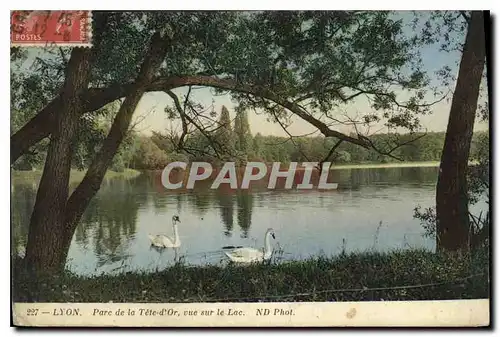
[236,192,254,238]
[76,178,146,268]
[339,166,438,190]
[12,166,450,274]
[215,191,234,237]
[12,176,147,268]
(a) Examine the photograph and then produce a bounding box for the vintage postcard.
[10,9,490,327]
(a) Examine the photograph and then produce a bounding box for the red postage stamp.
[11,10,92,47]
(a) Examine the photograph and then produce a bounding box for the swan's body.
[148,215,181,248]
[224,228,276,264]
[148,233,179,248]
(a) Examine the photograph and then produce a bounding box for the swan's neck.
[172,223,180,244]
[263,231,273,258]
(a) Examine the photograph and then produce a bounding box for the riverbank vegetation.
[13,247,489,303]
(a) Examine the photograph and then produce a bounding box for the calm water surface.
[11,166,487,275]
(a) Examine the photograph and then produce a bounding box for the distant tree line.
[15,105,487,172]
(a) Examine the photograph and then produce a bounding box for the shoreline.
[164,161,444,175]
[330,161,441,170]
[13,247,488,303]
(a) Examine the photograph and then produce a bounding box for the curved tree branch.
[17,74,439,163]
[460,11,470,23]
[318,139,343,173]
[165,89,229,159]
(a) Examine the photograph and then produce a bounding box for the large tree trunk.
[436,11,486,252]
[64,31,171,235]
[25,31,170,273]
[23,13,110,273]
[24,28,169,272]
[24,48,94,273]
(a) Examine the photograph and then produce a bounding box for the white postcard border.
[12,300,490,327]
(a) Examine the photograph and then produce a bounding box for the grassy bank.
[13,248,489,303]
[11,168,142,185]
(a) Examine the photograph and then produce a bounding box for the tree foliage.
[12,11,448,166]
[233,110,252,158]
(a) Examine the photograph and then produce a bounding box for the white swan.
[224,228,276,263]
[148,215,181,248]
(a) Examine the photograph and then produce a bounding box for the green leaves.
[234,110,252,155]
[12,11,463,170]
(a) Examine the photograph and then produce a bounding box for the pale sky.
[131,74,489,138]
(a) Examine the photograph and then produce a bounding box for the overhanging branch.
[165,90,230,160]
[460,11,470,23]
[15,75,422,164]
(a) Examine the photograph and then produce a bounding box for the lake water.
[11,166,488,275]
